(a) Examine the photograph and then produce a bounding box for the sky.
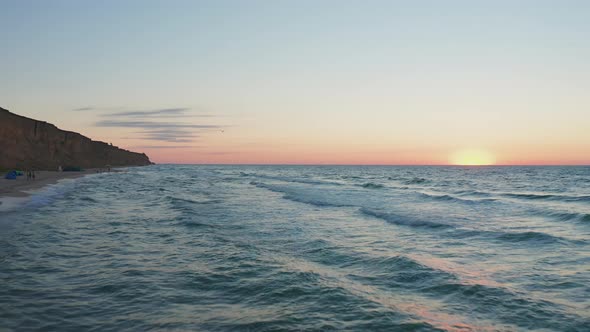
[1,0,589,165]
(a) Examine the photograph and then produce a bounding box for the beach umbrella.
[4,171,17,180]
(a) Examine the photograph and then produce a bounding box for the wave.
[455,190,590,204]
[79,196,98,203]
[494,231,568,244]
[534,210,590,223]
[165,195,222,205]
[251,182,353,208]
[243,172,344,187]
[360,208,452,229]
[419,192,497,204]
[345,255,460,292]
[281,194,352,208]
[359,208,571,245]
[0,197,29,212]
[340,175,362,180]
[221,176,242,182]
[24,181,76,208]
[504,193,555,200]
[363,255,450,278]
[502,192,590,203]
[360,182,384,189]
[419,193,456,201]
[451,225,583,245]
[402,177,429,185]
[496,231,588,245]
[338,252,578,330]
[421,283,582,330]
[453,190,493,198]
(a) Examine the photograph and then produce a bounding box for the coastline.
[0,170,98,197]
[0,169,114,211]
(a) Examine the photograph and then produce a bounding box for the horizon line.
[147,163,590,167]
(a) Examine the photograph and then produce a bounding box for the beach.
[0,169,102,200]
[0,169,118,211]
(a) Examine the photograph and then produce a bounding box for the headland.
[0,106,152,206]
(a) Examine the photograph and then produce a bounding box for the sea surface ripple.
[1,165,589,331]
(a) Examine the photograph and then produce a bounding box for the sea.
[0,165,589,331]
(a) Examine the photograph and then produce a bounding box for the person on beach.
[26,170,31,181]
[32,170,36,181]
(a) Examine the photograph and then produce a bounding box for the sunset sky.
[1,0,589,165]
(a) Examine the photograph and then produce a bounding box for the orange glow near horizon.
[450,149,496,166]
[132,145,590,166]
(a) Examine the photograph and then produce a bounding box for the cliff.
[0,107,152,170]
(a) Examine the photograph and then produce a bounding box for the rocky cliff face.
[0,107,152,170]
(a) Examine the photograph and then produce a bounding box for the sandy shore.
[0,170,101,198]
[0,169,130,211]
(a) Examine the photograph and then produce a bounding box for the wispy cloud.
[93,106,223,143]
[73,106,212,118]
[132,145,200,149]
[106,108,186,117]
[134,129,199,142]
[96,120,220,143]
[102,108,212,118]
[138,136,194,143]
[95,120,219,129]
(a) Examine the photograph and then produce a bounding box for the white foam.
[0,177,86,212]
[0,196,30,212]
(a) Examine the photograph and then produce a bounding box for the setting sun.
[450,149,496,166]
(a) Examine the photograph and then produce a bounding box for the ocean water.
[0,165,589,331]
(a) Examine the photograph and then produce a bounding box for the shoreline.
[0,170,99,197]
[0,169,119,210]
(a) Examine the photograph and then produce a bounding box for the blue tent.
[4,171,17,180]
